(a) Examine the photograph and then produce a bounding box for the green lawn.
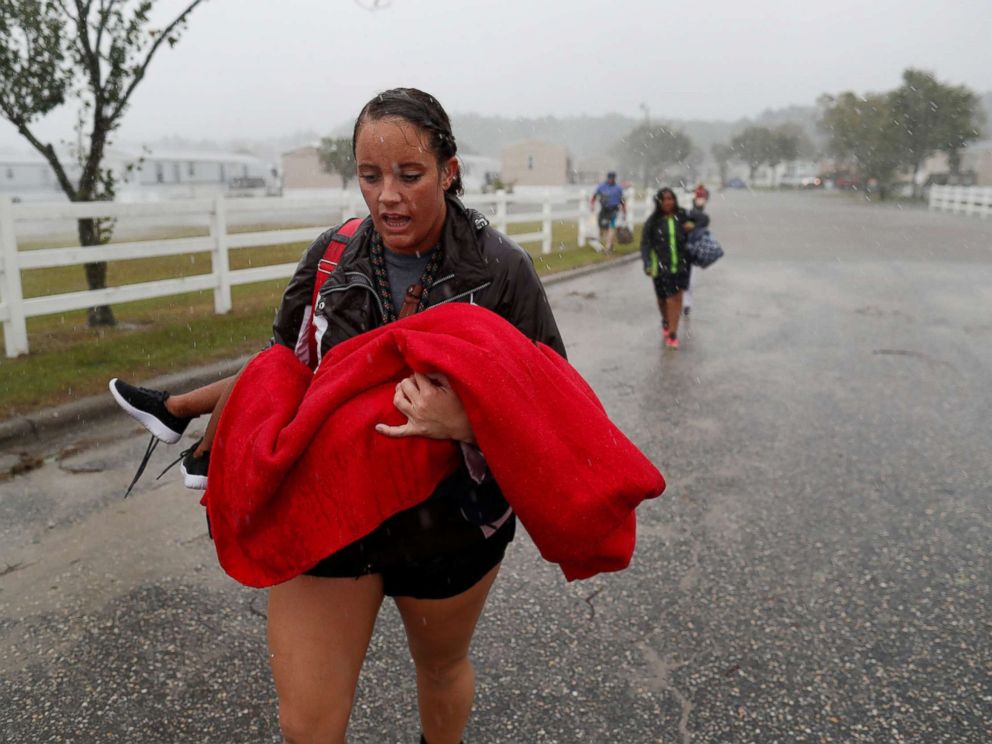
[1,221,641,419]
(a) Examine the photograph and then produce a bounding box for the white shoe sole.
[109,378,183,444]
[180,461,208,490]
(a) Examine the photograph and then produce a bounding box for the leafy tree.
[818,92,903,197]
[777,122,817,161]
[0,0,207,327]
[612,123,693,189]
[710,143,734,187]
[317,137,356,190]
[889,68,984,197]
[730,126,775,182]
[765,127,799,178]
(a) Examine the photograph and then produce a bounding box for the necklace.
[369,232,445,323]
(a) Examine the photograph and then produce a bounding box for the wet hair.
[653,187,680,215]
[352,87,463,196]
[644,187,681,233]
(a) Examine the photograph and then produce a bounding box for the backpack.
[306,217,364,368]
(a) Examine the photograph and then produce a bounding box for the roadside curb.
[540,251,639,287]
[0,253,638,452]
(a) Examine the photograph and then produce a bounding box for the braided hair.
[352,88,463,196]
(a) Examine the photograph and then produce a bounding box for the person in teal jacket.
[641,187,690,348]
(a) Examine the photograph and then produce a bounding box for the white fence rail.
[928,185,992,217]
[0,190,651,357]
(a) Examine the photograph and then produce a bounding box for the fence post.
[541,192,552,254]
[0,196,28,357]
[342,190,359,222]
[210,195,232,314]
[576,191,587,247]
[495,189,508,234]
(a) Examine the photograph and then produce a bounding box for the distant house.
[920,140,992,187]
[281,146,345,191]
[457,155,501,192]
[0,148,279,202]
[121,149,280,199]
[0,153,63,201]
[501,140,570,187]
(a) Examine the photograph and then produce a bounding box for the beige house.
[921,140,992,186]
[281,146,344,190]
[501,140,570,187]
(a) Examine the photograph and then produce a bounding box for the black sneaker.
[180,447,209,491]
[157,439,209,491]
[109,378,192,444]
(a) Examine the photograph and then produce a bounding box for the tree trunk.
[77,217,116,327]
[947,149,961,176]
[911,161,921,201]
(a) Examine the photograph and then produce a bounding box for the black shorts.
[653,270,690,299]
[598,206,619,230]
[304,498,516,600]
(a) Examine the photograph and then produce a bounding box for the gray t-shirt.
[383,246,435,312]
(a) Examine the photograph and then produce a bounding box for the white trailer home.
[0,147,280,203]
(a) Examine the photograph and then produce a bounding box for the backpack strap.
[307,217,363,368]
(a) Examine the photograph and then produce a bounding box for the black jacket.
[641,207,691,277]
[273,195,565,364]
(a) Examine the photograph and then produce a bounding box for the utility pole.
[639,103,651,188]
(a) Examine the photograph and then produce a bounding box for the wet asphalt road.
[1,191,990,743]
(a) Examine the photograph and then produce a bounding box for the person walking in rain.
[642,187,691,348]
[589,171,626,253]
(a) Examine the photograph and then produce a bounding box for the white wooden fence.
[928,185,992,217]
[0,190,651,357]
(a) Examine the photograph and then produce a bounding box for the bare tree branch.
[108,0,206,121]
[0,109,77,198]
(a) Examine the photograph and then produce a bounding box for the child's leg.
[193,373,239,457]
[111,374,233,445]
[165,378,232,419]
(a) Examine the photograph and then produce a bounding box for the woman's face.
[660,192,676,214]
[355,116,456,255]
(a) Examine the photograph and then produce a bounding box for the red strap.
[307,218,363,368]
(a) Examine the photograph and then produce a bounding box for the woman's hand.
[375,373,475,443]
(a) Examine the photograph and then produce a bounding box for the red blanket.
[206,303,665,587]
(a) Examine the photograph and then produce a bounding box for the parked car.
[725,177,746,189]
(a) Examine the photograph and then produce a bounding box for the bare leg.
[663,291,684,338]
[163,377,232,419]
[656,296,669,335]
[604,226,616,253]
[186,354,259,457]
[193,367,244,456]
[395,564,501,744]
[268,574,385,744]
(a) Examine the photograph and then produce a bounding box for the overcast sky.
[1,0,989,150]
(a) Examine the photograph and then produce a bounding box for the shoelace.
[121,436,199,498]
[156,438,203,481]
[122,434,159,499]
